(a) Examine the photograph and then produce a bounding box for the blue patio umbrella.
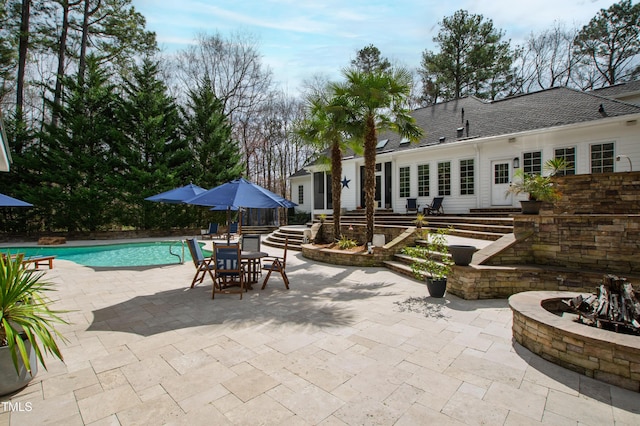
[186,178,297,242]
[186,178,297,209]
[144,183,206,204]
[0,193,33,207]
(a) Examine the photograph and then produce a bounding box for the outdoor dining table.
[241,250,268,288]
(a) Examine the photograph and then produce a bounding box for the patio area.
[1,241,639,425]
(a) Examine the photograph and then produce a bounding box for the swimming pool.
[0,241,212,268]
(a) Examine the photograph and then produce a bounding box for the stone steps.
[319,213,513,241]
[263,226,306,250]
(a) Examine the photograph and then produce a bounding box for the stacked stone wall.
[548,171,640,215]
[510,292,640,392]
[448,171,640,299]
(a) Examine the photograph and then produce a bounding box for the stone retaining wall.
[502,215,640,274]
[302,227,416,267]
[547,171,640,215]
[448,214,640,299]
[448,265,608,300]
[510,291,640,392]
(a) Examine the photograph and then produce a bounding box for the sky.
[131,0,623,94]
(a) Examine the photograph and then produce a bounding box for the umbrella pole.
[227,207,231,244]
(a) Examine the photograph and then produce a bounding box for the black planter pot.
[449,245,477,266]
[520,200,543,215]
[426,277,447,298]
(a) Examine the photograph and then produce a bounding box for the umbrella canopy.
[186,178,297,243]
[0,193,33,207]
[144,183,206,204]
[185,178,297,209]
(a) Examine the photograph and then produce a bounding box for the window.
[399,166,410,198]
[298,185,304,204]
[494,163,509,184]
[418,164,430,197]
[313,172,324,209]
[376,139,388,149]
[460,159,474,195]
[554,147,576,175]
[591,142,614,173]
[438,161,451,196]
[523,151,542,175]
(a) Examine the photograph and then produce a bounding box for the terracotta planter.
[426,277,447,298]
[0,339,37,396]
[520,200,543,215]
[449,245,477,266]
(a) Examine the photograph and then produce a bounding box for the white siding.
[289,175,312,213]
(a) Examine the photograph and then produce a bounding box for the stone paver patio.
[1,240,639,425]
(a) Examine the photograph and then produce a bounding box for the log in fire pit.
[566,275,640,335]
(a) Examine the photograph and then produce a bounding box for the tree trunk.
[331,140,342,241]
[53,1,81,127]
[363,114,377,244]
[78,0,100,85]
[16,0,31,117]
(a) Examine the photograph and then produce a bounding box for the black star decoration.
[341,176,350,188]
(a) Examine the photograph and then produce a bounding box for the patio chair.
[261,236,289,290]
[229,222,239,236]
[241,234,261,252]
[186,238,216,289]
[241,234,262,282]
[424,197,444,215]
[202,223,220,239]
[212,243,245,299]
[405,198,419,214]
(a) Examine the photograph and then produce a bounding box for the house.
[291,84,640,216]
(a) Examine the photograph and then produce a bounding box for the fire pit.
[510,286,640,392]
[565,275,640,335]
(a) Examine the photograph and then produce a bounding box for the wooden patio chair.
[186,238,216,289]
[212,243,245,299]
[424,197,444,215]
[202,223,221,239]
[261,236,289,290]
[405,198,419,214]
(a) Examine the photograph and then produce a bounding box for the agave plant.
[0,254,68,374]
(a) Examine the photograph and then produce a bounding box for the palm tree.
[298,87,360,241]
[331,68,423,243]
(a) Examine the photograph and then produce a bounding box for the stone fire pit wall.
[510,291,640,392]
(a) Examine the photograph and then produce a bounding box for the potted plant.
[507,158,566,214]
[0,254,68,396]
[402,227,453,298]
[448,244,477,266]
[414,213,426,229]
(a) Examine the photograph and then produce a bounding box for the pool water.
[0,241,211,268]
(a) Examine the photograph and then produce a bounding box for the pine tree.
[181,79,244,189]
[38,55,122,232]
[119,58,184,229]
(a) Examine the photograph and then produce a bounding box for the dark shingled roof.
[297,85,640,169]
[378,86,640,154]
[289,168,310,178]
[591,80,640,97]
